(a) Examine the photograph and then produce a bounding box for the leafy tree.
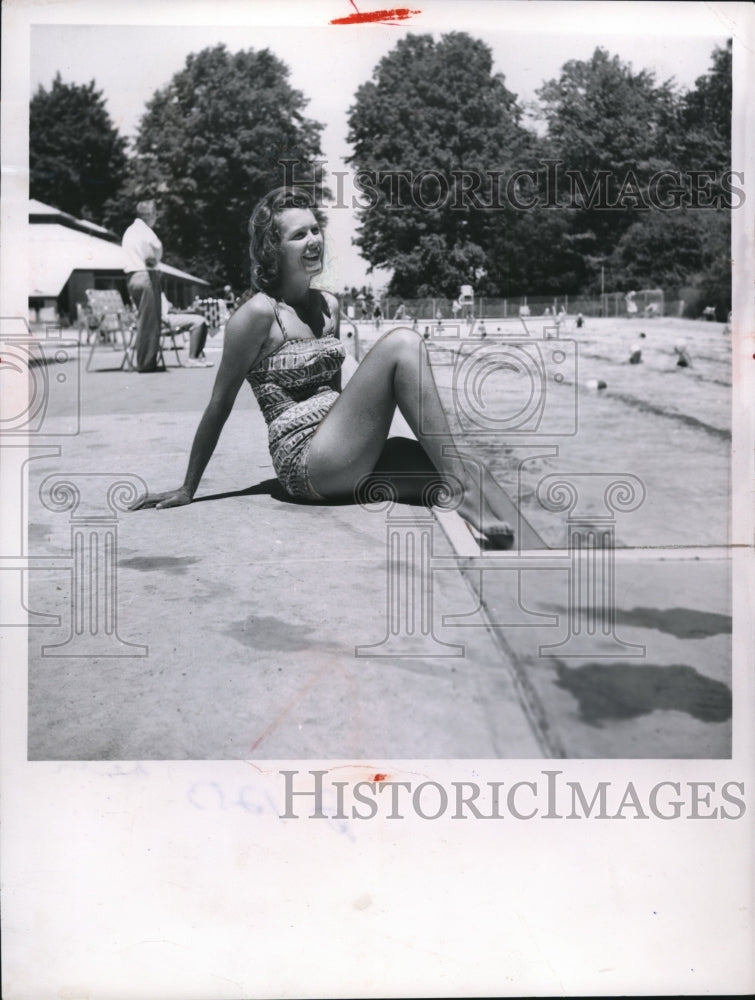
[693,216,731,318]
[30,73,129,220]
[346,32,528,297]
[609,212,705,288]
[536,47,682,266]
[535,43,732,312]
[346,37,732,305]
[103,45,327,291]
[610,208,730,317]
[681,39,731,164]
[676,40,732,314]
[604,41,733,312]
[489,207,589,297]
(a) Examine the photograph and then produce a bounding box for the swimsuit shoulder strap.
[267,295,288,345]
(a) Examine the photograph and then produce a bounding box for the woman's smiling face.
[277,207,323,280]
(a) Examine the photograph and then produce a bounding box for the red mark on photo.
[330,2,421,26]
[373,772,388,782]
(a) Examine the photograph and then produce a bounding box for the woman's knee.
[375,325,425,360]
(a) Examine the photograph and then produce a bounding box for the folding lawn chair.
[84,289,134,372]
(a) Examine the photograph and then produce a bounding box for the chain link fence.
[342,290,699,322]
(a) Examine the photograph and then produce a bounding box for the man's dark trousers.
[128,269,162,372]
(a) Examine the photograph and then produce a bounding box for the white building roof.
[30,199,113,236]
[29,202,209,296]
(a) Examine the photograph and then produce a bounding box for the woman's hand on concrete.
[129,487,193,510]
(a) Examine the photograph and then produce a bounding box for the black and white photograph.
[1,0,753,995]
[17,9,743,761]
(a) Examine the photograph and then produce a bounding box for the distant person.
[394,302,406,321]
[576,313,584,328]
[223,285,236,311]
[373,304,382,330]
[519,303,531,318]
[478,321,487,339]
[161,293,213,368]
[625,291,638,317]
[451,299,461,319]
[628,343,642,364]
[122,200,163,372]
[674,340,692,368]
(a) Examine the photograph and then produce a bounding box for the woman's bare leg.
[307,327,514,541]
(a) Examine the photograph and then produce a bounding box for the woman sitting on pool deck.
[130,186,514,547]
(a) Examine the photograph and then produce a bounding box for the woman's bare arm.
[130,298,273,509]
[326,291,341,339]
[321,290,342,391]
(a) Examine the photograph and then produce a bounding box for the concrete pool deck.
[22,320,733,759]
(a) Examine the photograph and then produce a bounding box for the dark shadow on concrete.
[119,555,200,574]
[194,438,445,508]
[555,661,732,726]
[615,606,732,639]
[89,367,166,374]
[550,605,732,639]
[225,613,337,653]
[192,479,300,505]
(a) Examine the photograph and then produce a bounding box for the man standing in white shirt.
[122,200,163,372]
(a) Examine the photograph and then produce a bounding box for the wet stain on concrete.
[615,606,731,638]
[550,605,731,639]
[119,555,199,575]
[555,662,732,726]
[226,614,328,652]
[28,522,50,542]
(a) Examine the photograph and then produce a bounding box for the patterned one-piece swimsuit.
[246,298,346,500]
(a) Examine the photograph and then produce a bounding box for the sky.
[29,6,729,290]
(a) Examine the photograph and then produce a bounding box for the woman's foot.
[456,489,516,550]
[464,518,515,550]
